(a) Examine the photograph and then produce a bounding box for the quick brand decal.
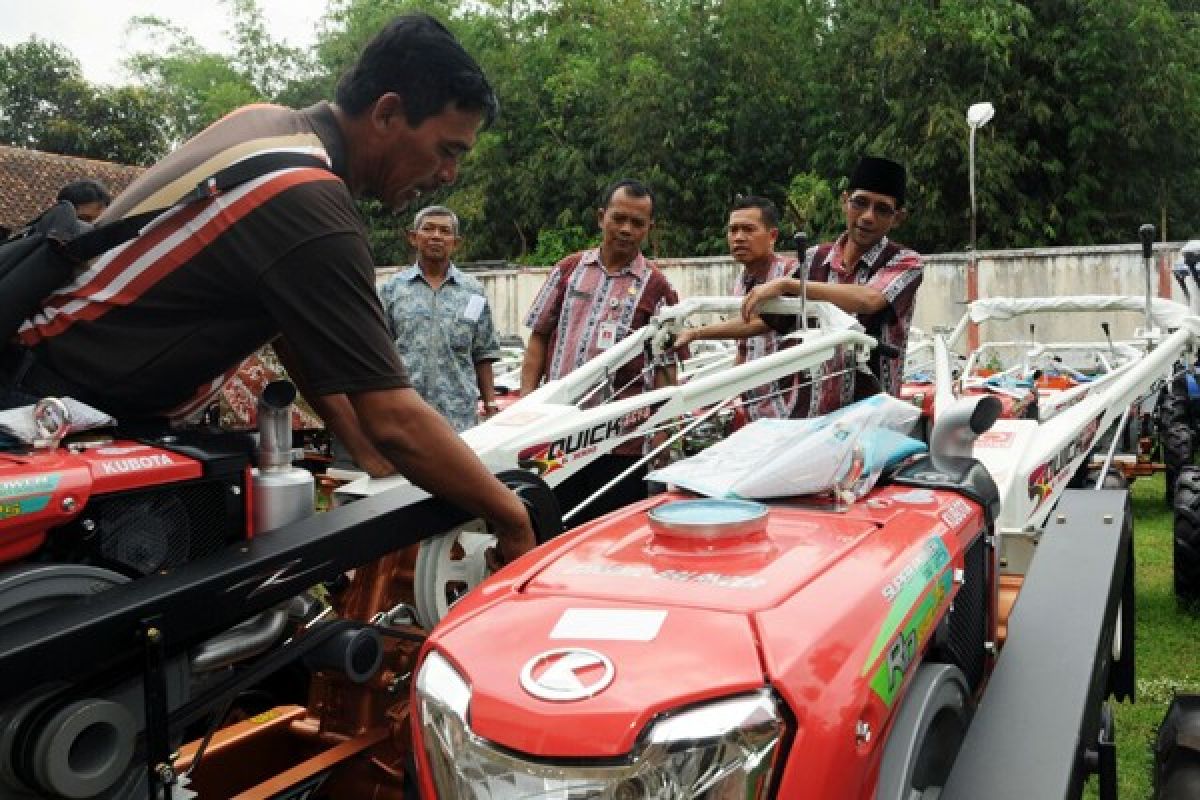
[0,495,52,520]
[519,401,668,476]
[868,571,954,706]
[95,446,148,456]
[1027,412,1104,512]
[0,473,60,500]
[99,454,175,476]
[891,488,936,505]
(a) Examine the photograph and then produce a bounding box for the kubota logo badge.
[520,648,615,702]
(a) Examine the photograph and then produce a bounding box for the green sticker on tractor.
[0,494,52,519]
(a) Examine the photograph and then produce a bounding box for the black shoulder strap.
[63,151,332,262]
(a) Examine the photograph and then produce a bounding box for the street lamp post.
[966,101,994,351]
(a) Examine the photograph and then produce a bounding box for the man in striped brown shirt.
[1,14,536,562]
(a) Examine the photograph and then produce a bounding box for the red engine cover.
[417,484,989,799]
[0,442,202,564]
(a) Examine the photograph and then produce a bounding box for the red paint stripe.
[966,256,980,352]
[24,169,340,342]
[45,200,213,309]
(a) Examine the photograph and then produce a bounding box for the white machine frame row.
[931,294,1200,575]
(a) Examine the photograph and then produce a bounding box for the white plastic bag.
[648,394,924,501]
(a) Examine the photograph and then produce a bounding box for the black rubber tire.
[1160,758,1200,800]
[1173,466,1200,606]
[876,664,973,800]
[1155,695,1200,799]
[1164,424,1194,506]
[1161,385,1191,431]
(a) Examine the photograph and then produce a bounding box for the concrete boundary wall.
[377,242,1187,347]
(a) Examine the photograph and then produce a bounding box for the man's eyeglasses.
[847,194,898,218]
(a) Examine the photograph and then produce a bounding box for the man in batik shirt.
[520,179,681,523]
[379,205,500,432]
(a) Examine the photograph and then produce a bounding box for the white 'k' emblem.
[520,648,615,702]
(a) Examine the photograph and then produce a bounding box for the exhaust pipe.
[794,231,809,333]
[252,380,315,534]
[929,395,1002,474]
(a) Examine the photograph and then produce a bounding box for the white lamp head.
[967,102,995,129]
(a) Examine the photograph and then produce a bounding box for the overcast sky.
[0,0,331,86]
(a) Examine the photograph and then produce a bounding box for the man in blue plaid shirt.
[378,206,501,432]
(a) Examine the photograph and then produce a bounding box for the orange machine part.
[182,546,428,798]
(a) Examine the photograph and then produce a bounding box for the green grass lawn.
[1082,474,1200,798]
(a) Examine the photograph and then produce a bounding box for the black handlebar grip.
[793,231,807,258]
[1139,224,1156,259]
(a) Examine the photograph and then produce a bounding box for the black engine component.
[40,431,253,578]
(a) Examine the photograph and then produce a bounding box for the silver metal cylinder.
[252,467,314,534]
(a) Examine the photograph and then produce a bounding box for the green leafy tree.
[90,0,1200,262]
[808,0,1200,250]
[126,0,318,142]
[0,38,86,149]
[0,37,170,164]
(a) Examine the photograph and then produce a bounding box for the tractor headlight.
[415,651,786,799]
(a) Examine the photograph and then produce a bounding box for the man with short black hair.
[379,205,500,432]
[674,195,799,420]
[56,179,112,223]
[2,13,536,562]
[520,179,682,522]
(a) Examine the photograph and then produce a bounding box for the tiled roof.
[0,145,145,234]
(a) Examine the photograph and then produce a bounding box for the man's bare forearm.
[743,277,886,319]
[803,281,888,314]
[520,333,548,396]
[475,361,496,406]
[353,391,524,522]
[308,393,395,477]
[683,317,770,342]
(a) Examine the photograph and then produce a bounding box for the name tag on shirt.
[464,295,486,321]
[597,321,618,350]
